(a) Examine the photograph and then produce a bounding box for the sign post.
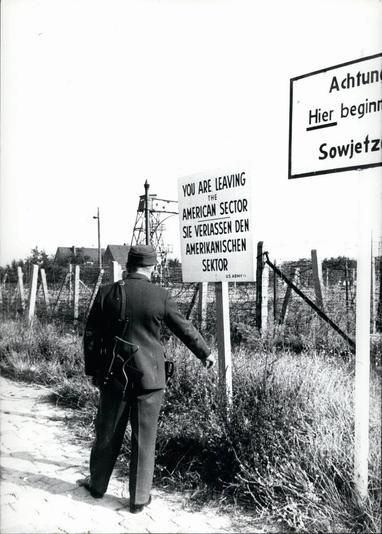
[289,53,382,502]
[354,182,372,502]
[178,169,255,405]
[215,281,232,405]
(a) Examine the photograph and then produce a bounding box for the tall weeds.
[154,343,381,533]
[0,319,380,533]
[0,319,97,408]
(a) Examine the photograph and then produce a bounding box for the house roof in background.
[104,245,130,266]
[54,247,105,263]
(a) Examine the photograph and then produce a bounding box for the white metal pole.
[215,281,232,407]
[354,180,372,502]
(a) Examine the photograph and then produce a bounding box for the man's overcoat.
[84,272,210,389]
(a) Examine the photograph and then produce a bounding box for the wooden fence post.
[215,282,232,407]
[273,259,278,323]
[28,264,39,324]
[377,257,382,333]
[371,252,376,334]
[255,241,264,331]
[198,282,208,331]
[261,263,269,333]
[79,279,92,293]
[73,265,80,320]
[85,269,104,322]
[186,284,199,320]
[40,268,50,311]
[1,273,9,314]
[54,272,70,313]
[311,249,324,310]
[279,268,300,324]
[68,264,73,307]
[17,266,26,312]
[345,259,351,333]
[0,273,8,313]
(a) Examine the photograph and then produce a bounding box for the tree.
[24,247,62,283]
[27,247,50,268]
[0,258,26,283]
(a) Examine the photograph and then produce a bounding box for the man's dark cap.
[127,245,157,267]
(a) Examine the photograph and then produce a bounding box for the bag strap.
[118,281,129,338]
[119,281,127,320]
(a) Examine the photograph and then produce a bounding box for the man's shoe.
[76,477,104,499]
[130,495,152,514]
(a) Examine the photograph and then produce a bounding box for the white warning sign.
[289,53,382,179]
[178,169,255,283]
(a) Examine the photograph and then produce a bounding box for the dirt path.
[0,376,273,534]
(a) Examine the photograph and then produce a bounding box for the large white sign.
[178,170,255,282]
[289,53,382,179]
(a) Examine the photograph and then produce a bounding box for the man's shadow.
[1,463,130,511]
[2,450,85,470]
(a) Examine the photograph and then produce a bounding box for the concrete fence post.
[40,268,50,311]
[28,264,39,324]
[112,261,122,282]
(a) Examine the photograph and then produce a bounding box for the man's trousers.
[89,379,164,505]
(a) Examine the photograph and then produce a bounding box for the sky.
[1,0,381,267]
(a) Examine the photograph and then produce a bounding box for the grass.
[0,318,380,533]
[154,345,381,533]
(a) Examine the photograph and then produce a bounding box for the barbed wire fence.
[1,245,381,362]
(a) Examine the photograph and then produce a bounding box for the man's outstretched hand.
[202,355,215,369]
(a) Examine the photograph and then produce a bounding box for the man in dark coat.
[78,245,214,513]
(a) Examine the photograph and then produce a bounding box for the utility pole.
[93,207,102,268]
[144,180,150,245]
